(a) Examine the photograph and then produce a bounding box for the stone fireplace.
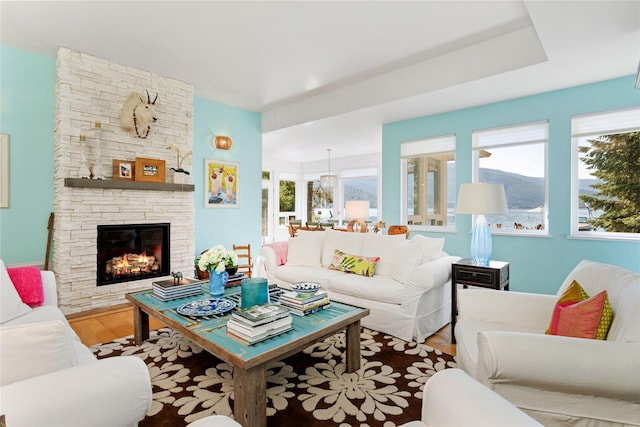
[53,48,195,315]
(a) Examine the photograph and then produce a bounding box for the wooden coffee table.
[126,285,369,427]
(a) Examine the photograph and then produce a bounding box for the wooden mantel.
[64,178,195,192]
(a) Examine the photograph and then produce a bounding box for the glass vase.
[209,270,229,297]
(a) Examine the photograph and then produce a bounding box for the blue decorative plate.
[176,298,236,316]
[291,282,321,293]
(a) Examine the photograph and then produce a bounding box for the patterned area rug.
[90,327,456,427]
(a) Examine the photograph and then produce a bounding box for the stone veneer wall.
[54,47,195,314]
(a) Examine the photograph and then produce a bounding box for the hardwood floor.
[68,304,456,356]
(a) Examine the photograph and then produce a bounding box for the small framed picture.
[134,157,166,183]
[204,159,239,208]
[112,159,136,181]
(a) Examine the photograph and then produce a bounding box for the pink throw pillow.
[7,266,44,307]
[554,291,608,339]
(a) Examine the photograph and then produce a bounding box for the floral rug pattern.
[91,327,456,427]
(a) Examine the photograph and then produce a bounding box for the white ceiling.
[2,1,639,162]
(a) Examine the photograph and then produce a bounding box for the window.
[571,108,640,237]
[401,135,456,228]
[472,121,548,232]
[306,179,333,223]
[279,178,296,226]
[343,168,377,222]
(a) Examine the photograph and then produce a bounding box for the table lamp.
[456,183,508,266]
[345,200,369,232]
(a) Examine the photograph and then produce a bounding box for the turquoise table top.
[127,284,368,362]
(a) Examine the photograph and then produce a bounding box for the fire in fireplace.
[97,223,170,286]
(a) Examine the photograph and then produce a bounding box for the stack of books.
[226,303,292,345]
[152,277,204,301]
[279,290,330,316]
[225,273,245,287]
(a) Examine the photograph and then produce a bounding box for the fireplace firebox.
[97,223,170,286]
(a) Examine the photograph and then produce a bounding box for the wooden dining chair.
[387,225,410,238]
[232,244,252,277]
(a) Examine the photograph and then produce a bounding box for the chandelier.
[319,148,337,189]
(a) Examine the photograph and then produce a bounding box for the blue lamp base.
[470,214,492,266]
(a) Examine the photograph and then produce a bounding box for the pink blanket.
[7,266,44,307]
[265,241,288,266]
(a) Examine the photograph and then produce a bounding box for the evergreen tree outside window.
[571,108,640,237]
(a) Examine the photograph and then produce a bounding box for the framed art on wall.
[0,134,9,208]
[112,159,136,181]
[204,159,239,208]
[134,157,165,183]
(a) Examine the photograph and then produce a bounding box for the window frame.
[400,134,457,232]
[570,107,640,241]
[472,121,549,236]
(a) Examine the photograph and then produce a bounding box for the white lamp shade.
[345,200,370,219]
[456,183,508,215]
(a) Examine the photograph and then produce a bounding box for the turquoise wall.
[0,45,55,265]
[383,76,640,295]
[193,97,262,255]
[0,45,262,266]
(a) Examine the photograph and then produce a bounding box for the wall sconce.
[213,135,233,150]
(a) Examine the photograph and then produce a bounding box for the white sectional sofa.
[0,259,152,427]
[260,230,460,342]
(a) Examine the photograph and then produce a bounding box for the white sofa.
[260,230,460,342]
[0,259,153,427]
[455,260,640,426]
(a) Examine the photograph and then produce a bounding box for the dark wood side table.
[451,258,509,343]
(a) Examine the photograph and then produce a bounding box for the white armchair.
[400,368,541,427]
[454,260,640,427]
[0,259,153,426]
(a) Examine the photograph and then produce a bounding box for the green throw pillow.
[329,249,380,278]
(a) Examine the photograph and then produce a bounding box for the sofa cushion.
[273,265,341,288]
[7,266,44,307]
[287,231,324,267]
[321,229,365,267]
[361,233,406,276]
[0,259,32,324]
[0,320,76,386]
[391,240,423,284]
[329,249,380,277]
[329,273,414,305]
[411,235,445,264]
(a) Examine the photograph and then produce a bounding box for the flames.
[105,252,160,277]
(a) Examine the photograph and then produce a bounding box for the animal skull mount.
[119,89,158,139]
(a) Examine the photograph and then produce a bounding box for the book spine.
[288,302,330,316]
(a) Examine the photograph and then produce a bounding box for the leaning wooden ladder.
[233,244,252,278]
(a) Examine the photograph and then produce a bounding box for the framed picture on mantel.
[112,159,135,181]
[204,159,239,208]
[134,157,165,183]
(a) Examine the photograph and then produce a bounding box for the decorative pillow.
[329,249,379,277]
[0,320,75,386]
[546,280,614,340]
[361,233,406,276]
[555,291,609,339]
[321,229,365,267]
[390,240,423,284]
[410,235,445,264]
[7,266,44,307]
[0,259,32,324]
[286,232,323,267]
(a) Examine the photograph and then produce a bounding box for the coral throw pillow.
[329,249,379,278]
[546,280,613,340]
[7,266,44,307]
